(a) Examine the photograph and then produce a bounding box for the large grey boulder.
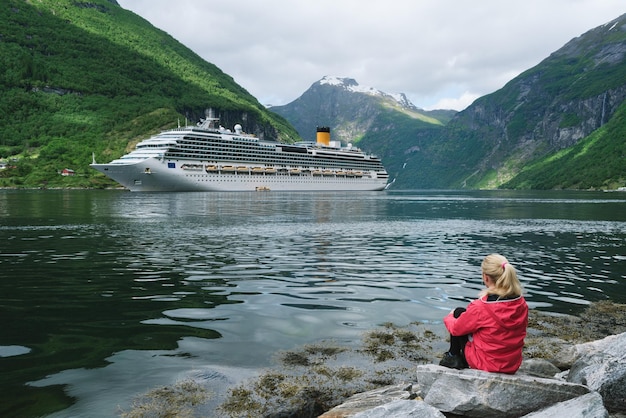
[414,364,589,417]
[523,335,580,370]
[318,383,416,417]
[353,399,445,418]
[566,332,626,412]
[518,358,562,378]
[521,391,608,418]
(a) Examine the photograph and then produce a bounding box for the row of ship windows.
[187,133,257,143]
[174,153,370,167]
[177,139,366,159]
[182,138,269,147]
[139,150,373,168]
[176,143,365,160]
[172,147,368,164]
[166,154,382,170]
[187,135,365,157]
[184,174,380,182]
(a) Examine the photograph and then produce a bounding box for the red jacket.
[444,295,528,374]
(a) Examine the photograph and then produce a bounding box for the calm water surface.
[1,189,625,417]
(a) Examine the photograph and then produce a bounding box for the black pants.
[448,307,468,356]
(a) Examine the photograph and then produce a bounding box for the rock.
[520,391,608,417]
[352,399,445,418]
[518,358,562,378]
[566,332,626,412]
[318,383,416,418]
[414,364,589,417]
[523,336,579,370]
[316,330,622,418]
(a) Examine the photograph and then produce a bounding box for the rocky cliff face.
[181,108,283,142]
[452,86,626,185]
[457,16,626,170]
[427,13,626,188]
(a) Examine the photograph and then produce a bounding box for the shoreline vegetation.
[119,301,626,418]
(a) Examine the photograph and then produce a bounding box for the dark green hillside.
[356,112,444,188]
[0,0,298,188]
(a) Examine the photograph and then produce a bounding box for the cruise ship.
[90,115,388,192]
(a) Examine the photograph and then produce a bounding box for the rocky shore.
[122,301,626,417]
[320,331,626,417]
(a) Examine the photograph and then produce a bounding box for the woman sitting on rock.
[440,253,528,374]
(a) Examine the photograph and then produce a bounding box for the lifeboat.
[181,164,203,171]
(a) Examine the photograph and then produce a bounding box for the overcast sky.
[116,1,624,111]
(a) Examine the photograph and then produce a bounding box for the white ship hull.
[91,158,388,192]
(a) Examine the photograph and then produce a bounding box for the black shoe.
[439,352,468,369]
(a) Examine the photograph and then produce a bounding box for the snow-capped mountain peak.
[318,75,417,110]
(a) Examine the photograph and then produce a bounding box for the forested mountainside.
[274,15,626,190]
[0,0,298,188]
[396,13,626,190]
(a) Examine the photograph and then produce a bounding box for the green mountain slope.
[0,0,298,188]
[415,13,626,190]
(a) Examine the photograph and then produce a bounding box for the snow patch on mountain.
[319,76,418,110]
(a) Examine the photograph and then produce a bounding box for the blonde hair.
[480,253,523,298]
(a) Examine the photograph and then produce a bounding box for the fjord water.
[1,189,625,417]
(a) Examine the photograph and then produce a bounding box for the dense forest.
[0,0,298,188]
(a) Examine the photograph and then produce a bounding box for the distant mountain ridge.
[318,76,419,111]
[270,76,455,147]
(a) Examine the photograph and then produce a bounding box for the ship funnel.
[316,126,331,146]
